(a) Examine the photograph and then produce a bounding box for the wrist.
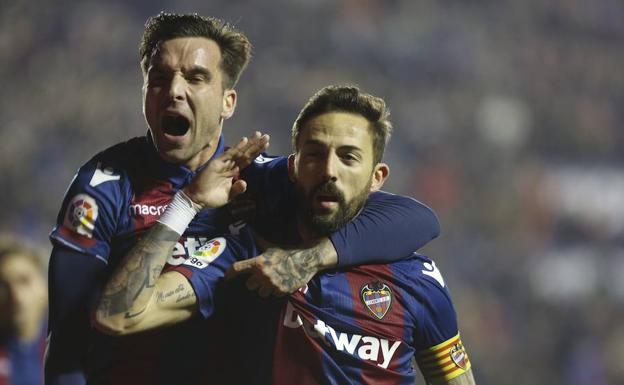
[157,190,201,235]
[181,187,205,210]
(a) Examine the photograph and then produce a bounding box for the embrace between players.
[47,12,475,385]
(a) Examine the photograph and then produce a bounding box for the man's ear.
[370,163,390,192]
[221,89,237,120]
[287,154,296,182]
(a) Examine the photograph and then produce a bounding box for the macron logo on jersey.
[129,204,168,217]
[89,162,120,187]
[283,302,401,369]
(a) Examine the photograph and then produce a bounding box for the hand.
[225,238,338,297]
[184,132,269,208]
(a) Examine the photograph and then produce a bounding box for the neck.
[185,132,222,171]
[297,220,321,243]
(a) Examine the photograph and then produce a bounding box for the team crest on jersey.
[64,194,98,238]
[450,341,469,370]
[361,281,393,320]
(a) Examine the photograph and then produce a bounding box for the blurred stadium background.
[1,0,623,383]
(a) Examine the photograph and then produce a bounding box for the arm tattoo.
[261,239,335,292]
[97,223,180,319]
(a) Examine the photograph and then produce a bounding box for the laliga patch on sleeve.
[183,237,226,269]
[63,194,99,238]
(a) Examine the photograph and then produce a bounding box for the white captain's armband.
[416,333,471,381]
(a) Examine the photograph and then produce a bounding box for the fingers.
[245,274,262,291]
[257,285,273,298]
[223,132,270,170]
[225,256,288,298]
[229,179,247,200]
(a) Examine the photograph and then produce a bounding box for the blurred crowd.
[1,0,623,384]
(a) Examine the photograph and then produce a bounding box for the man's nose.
[321,154,338,182]
[167,74,186,101]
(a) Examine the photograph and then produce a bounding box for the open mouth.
[162,115,190,136]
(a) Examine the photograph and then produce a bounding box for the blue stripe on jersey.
[389,262,421,385]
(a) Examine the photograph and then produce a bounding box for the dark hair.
[139,12,252,89]
[292,85,392,165]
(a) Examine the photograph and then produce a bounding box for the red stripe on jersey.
[346,265,406,385]
[272,295,325,385]
[58,226,97,248]
[130,178,175,231]
[0,347,9,385]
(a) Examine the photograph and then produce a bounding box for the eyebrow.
[302,139,363,153]
[147,64,212,78]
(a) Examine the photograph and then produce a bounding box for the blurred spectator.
[0,236,47,385]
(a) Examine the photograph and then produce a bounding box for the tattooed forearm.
[97,223,179,320]
[254,238,338,294]
[175,291,195,304]
[156,284,185,303]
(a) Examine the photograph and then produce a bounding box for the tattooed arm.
[94,134,270,334]
[227,237,336,297]
[94,223,197,335]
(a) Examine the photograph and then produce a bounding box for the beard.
[295,179,371,236]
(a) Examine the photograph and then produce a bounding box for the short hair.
[139,12,252,89]
[0,235,45,274]
[292,85,393,165]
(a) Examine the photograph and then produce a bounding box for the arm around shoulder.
[331,191,440,267]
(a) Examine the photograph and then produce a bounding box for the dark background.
[1,1,623,383]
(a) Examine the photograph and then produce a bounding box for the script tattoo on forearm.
[97,223,179,319]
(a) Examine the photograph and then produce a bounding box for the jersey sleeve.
[409,256,471,382]
[330,191,440,267]
[49,156,126,263]
[168,227,258,319]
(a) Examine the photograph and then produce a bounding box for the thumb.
[229,179,247,200]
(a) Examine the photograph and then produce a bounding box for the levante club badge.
[361,281,393,320]
[450,342,469,370]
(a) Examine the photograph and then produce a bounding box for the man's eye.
[187,76,205,83]
[342,153,359,163]
[303,149,321,156]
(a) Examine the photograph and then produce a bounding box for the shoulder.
[67,136,151,199]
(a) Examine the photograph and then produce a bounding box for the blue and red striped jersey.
[175,228,471,385]
[49,135,441,384]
